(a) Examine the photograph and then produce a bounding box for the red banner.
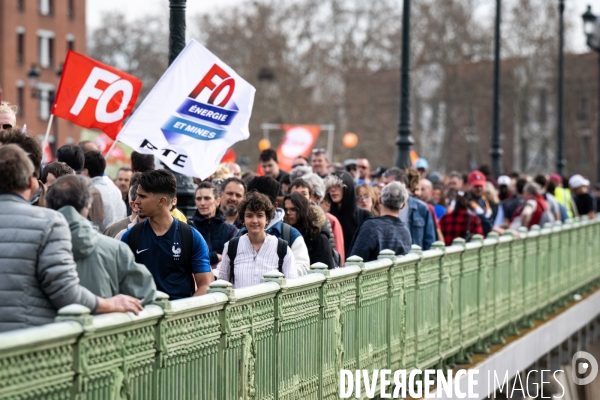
[52,51,142,140]
[276,125,321,172]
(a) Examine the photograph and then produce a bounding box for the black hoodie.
[326,171,372,256]
[190,210,238,265]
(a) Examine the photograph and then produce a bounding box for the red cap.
[549,174,562,183]
[468,170,486,186]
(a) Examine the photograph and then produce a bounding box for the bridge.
[1,218,600,399]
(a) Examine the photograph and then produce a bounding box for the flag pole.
[104,138,119,160]
[42,114,54,153]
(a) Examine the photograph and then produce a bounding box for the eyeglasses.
[357,195,371,201]
[1,124,12,130]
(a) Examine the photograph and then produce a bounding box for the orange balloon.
[343,132,358,148]
[258,138,271,151]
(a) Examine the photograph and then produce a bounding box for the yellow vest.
[171,207,188,223]
[554,187,574,218]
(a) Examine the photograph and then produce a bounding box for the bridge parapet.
[1,218,600,399]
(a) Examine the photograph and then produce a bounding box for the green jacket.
[58,206,157,305]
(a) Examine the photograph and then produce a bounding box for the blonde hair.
[212,163,232,180]
[356,183,380,216]
[0,101,18,116]
[484,181,500,205]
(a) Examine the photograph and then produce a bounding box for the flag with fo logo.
[52,50,142,140]
[117,39,256,179]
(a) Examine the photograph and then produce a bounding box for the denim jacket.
[407,197,436,250]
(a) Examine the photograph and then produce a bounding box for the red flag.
[276,125,321,172]
[52,51,142,140]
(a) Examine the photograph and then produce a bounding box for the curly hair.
[0,128,43,175]
[406,167,421,193]
[238,192,275,223]
[283,192,320,240]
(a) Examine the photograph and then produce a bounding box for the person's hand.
[97,294,143,315]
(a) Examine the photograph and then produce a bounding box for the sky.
[86,0,595,53]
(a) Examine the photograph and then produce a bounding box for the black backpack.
[227,236,288,286]
[127,221,195,293]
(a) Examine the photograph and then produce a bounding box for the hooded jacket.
[190,209,238,265]
[301,205,336,269]
[58,206,157,305]
[325,171,372,256]
[237,208,311,275]
[0,194,98,333]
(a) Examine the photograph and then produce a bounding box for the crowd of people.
[0,101,597,333]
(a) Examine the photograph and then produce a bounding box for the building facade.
[0,0,86,153]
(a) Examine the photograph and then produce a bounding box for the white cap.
[497,175,511,186]
[569,174,590,189]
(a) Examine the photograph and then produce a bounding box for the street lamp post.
[395,0,414,169]
[167,0,196,219]
[26,63,62,155]
[490,0,503,177]
[557,0,566,177]
[582,5,600,186]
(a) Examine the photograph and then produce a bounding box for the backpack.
[227,236,288,286]
[511,195,553,229]
[127,220,195,293]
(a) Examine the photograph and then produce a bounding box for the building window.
[17,0,24,12]
[67,0,74,19]
[39,0,53,16]
[16,81,24,117]
[66,34,75,52]
[37,30,55,68]
[16,29,25,65]
[37,84,55,120]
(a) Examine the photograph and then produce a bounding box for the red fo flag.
[52,51,142,140]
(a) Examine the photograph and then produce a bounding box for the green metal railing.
[2,217,600,400]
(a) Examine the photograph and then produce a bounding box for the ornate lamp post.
[395,0,414,169]
[27,63,62,154]
[167,0,196,219]
[490,0,503,176]
[582,6,600,186]
[556,0,566,177]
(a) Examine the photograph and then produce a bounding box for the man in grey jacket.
[0,145,143,333]
[46,175,157,305]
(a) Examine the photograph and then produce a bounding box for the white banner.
[117,39,255,179]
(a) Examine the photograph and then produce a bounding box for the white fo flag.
[118,39,255,179]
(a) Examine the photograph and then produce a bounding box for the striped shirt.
[218,234,297,289]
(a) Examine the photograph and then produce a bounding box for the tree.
[89,12,168,102]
